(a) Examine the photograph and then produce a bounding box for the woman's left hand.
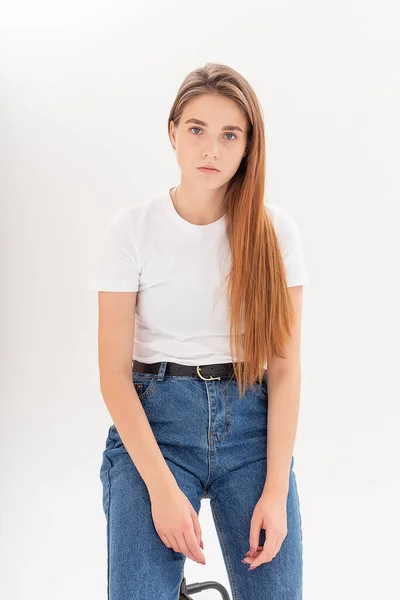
[242,488,288,571]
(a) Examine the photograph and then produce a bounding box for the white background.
[1,1,399,598]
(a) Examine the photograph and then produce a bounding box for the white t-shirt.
[90,187,310,368]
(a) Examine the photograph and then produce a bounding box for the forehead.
[181,94,247,130]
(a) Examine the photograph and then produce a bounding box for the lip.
[197,166,220,173]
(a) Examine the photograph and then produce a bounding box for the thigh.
[208,458,303,600]
[99,424,204,600]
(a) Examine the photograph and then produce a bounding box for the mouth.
[197,166,220,173]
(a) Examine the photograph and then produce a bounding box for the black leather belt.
[132,359,240,381]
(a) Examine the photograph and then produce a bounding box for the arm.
[262,285,304,496]
[98,290,178,498]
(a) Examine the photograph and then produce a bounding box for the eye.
[189,127,237,141]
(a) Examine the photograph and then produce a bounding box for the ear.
[169,120,176,148]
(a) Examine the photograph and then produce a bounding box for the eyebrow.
[184,118,243,133]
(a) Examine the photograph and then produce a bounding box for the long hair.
[167,63,295,397]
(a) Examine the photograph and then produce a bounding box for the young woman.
[91,62,310,600]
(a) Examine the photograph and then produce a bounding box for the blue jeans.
[100,361,303,599]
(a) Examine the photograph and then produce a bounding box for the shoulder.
[264,201,310,286]
[104,190,165,233]
[264,201,307,260]
[264,202,302,238]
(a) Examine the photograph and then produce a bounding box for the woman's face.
[169,93,248,190]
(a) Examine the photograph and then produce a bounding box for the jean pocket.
[132,373,158,402]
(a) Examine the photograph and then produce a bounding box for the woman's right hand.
[150,486,206,564]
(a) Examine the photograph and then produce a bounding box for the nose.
[203,140,219,159]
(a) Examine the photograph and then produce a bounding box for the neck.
[171,179,227,226]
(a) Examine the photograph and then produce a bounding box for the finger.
[263,532,277,562]
[245,545,263,557]
[159,533,172,549]
[183,529,206,564]
[250,537,277,569]
[273,536,283,556]
[175,533,194,560]
[191,511,203,548]
[176,532,205,564]
[243,546,263,564]
[169,533,181,554]
[249,524,261,557]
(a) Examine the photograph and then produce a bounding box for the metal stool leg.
[179,574,231,600]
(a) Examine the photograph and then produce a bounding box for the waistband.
[132,360,240,382]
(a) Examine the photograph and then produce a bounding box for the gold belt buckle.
[196,365,221,381]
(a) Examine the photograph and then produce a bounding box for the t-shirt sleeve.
[89,208,140,292]
[268,204,310,287]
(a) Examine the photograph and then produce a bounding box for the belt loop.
[156,361,167,381]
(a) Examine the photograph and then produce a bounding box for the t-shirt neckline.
[164,187,226,233]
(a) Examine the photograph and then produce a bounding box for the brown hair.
[167,63,295,397]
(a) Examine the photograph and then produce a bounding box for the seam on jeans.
[105,435,117,600]
[217,383,231,442]
[204,383,213,489]
[293,470,304,571]
[210,498,240,600]
[106,461,112,600]
[177,559,186,600]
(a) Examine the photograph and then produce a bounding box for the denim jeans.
[99,361,303,599]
